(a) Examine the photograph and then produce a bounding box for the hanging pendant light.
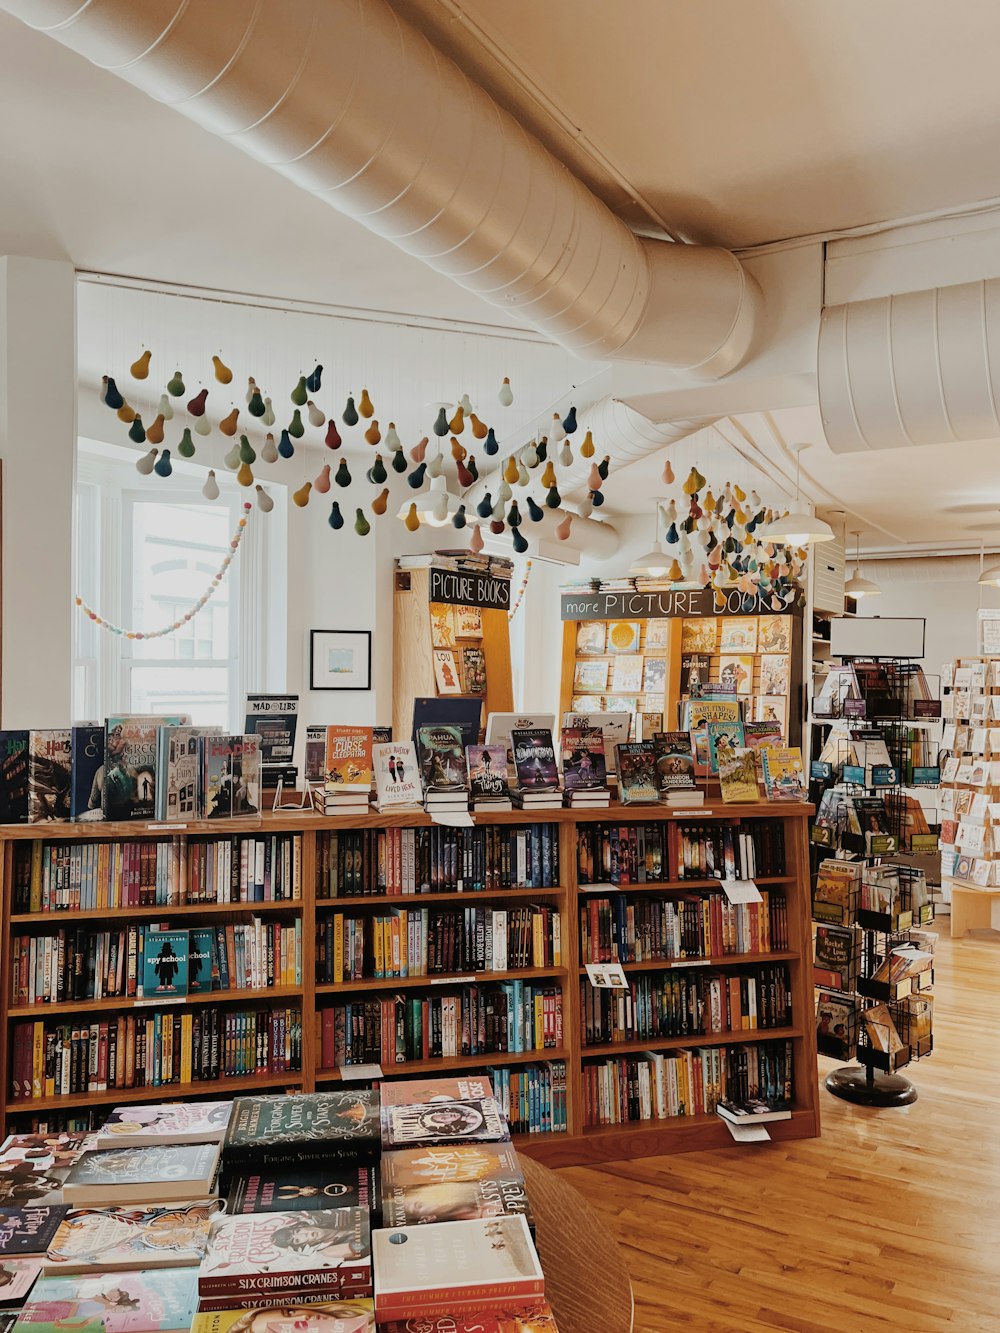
[760,443,835,545]
[845,528,882,598]
[629,501,671,578]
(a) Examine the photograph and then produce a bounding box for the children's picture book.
[717,748,760,803]
[380,1100,510,1150]
[638,711,664,740]
[642,657,668,694]
[752,695,787,731]
[681,618,717,652]
[201,734,261,818]
[570,695,604,714]
[813,860,861,927]
[606,622,641,654]
[863,1003,905,1055]
[379,1143,523,1189]
[453,605,483,639]
[759,655,790,696]
[575,621,606,655]
[227,1165,376,1215]
[0,1256,41,1301]
[70,724,105,821]
[27,730,72,823]
[814,924,860,991]
[44,1202,217,1273]
[373,742,422,810]
[616,742,659,804]
[707,720,746,773]
[510,729,559,791]
[96,1102,232,1148]
[680,653,711,696]
[573,659,608,692]
[223,1092,381,1167]
[466,745,510,804]
[141,928,189,998]
[560,727,607,790]
[603,695,635,714]
[653,733,695,792]
[0,1207,68,1258]
[718,655,753,694]
[681,698,741,730]
[103,716,188,822]
[758,615,792,653]
[432,650,462,696]
[720,617,758,652]
[761,746,807,801]
[429,604,456,649]
[199,1208,371,1301]
[610,655,643,693]
[816,990,859,1061]
[61,1144,220,1206]
[743,720,783,757]
[324,727,374,791]
[19,1267,199,1333]
[459,647,487,695]
[372,1215,542,1323]
[415,725,468,792]
[645,620,670,650]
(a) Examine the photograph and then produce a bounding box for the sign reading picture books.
[560,587,798,620]
[429,566,510,610]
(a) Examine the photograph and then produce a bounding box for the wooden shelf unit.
[0,803,819,1164]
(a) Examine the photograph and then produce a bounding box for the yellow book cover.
[534,994,544,1050]
[532,914,544,968]
[181,1011,193,1084]
[29,842,42,913]
[718,748,761,803]
[762,745,808,801]
[32,1021,44,1100]
[191,1303,376,1333]
[372,916,385,978]
[333,913,344,985]
[292,833,302,898]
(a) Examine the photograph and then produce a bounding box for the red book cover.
[378,1304,558,1333]
[198,1208,371,1299]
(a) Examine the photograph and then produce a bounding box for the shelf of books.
[559,589,802,747]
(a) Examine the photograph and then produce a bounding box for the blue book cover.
[141,928,189,997]
[70,724,105,820]
[188,927,217,993]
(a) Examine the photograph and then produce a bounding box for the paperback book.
[377,1306,557,1333]
[61,1143,221,1206]
[243,695,299,772]
[717,748,760,804]
[415,726,468,795]
[560,727,607,791]
[70,724,105,821]
[814,924,861,991]
[652,733,696,793]
[222,1093,381,1169]
[323,728,374,792]
[380,1173,532,1228]
[190,1304,375,1333]
[460,647,487,695]
[380,1100,510,1150]
[27,731,72,823]
[226,1165,376,1215]
[616,743,658,804]
[466,745,511,808]
[379,1143,524,1189]
[201,735,261,818]
[761,746,807,801]
[43,1202,217,1273]
[379,1076,494,1107]
[95,1102,233,1148]
[510,730,559,792]
[141,928,189,998]
[103,715,188,822]
[816,990,859,1060]
[156,726,222,821]
[707,720,746,773]
[17,1266,199,1333]
[862,1002,905,1056]
[373,742,422,811]
[0,1258,42,1304]
[0,1134,90,1208]
[0,1208,68,1258]
[0,731,29,824]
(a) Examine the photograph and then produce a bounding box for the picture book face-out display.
[459,647,487,696]
[681,618,717,653]
[509,730,559,791]
[718,655,754,695]
[758,615,792,653]
[606,621,641,654]
[574,660,608,693]
[415,726,468,792]
[453,605,483,639]
[560,727,607,790]
[610,654,643,693]
[465,745,510,803]
[719,616,758,652]
[642,657,668,694]
[759,654,790,697]
[707,721,746,774]
[429,604,456,649]
[201,734,261,818]
[432,650,462,696]
[575,621,606,655]
[645,619,670,651]
[717,747,760,803]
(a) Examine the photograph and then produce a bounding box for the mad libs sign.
[429,566,511,610]
[560,587,796,621]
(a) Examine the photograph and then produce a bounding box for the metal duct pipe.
[6,0,759,374]
[819,278,1000,452]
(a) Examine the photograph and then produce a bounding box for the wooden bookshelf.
[0,803,819,1164]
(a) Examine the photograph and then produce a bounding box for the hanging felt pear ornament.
[541,460,557,489]
[245,377,257,405]
[579,429,595,458]
[118,401,137,423]
[683,466,705,495]
[128,415,146,444]
[278,430,295,460]
[334,460,352,488]
[733,483,746,503]
[177,428,196,459]
[224,441,241,470]
[459,393,474,415]
[307,400,325,428]
[288,409,305,439]
[187,388,209,417]
[409,437,428,464]
[546,485,561,509]
[104,376,124,409]
[293,481,312,507]
[158,392,173,421]
[247,388,265,418]
[427,451,444,479]
[202,469,219,500]
[238,435,256,465]
[536,438,548,462]
[450,437,467,463]
[364,419,381,446]
[255,484,274,512]
[130,349,151,380]
[371,487,390,516]
[262,397,276,426]
[219,408,239,437]
[449,404,464,434]
[597,456,610,481]
[507,500,522,528]
[519,440,537,470]
[145,413,165,445]
[135,448,158,475]
[484,427,500,456]
[404,502,420,532]
[490,518,505,536]
[315,463,332,494]
[367,454,387,485]
[469,413,488,440]
[516,461,529,486]
[492,495,506,520]
[324,419,342,450]
[167,370,185,397]
[343,395,359,427]
[587,462,602,491]
[556,510,573,541]
[562,405,578,434]
[503,455,519,485]
[467,454,479,481]
[452,503,467,529]
[469,522,484,553]
[476,492,493,519]
[432,406,449,437]
[194,413,212,437]
[354,508,371,536]
[384,423,402,453]
[509,526,528,554]
[497,479,512,504]
[306,364,323,393]
[498,376,514,406]
[590,488,604,507]
[261,433,278,463]
[212,355,233,385]
[391,450,408,474]
[550,412,565,443]
[456,457,474,488]
[290,376,308,407]
[407,463,427,491]
[357,388,374,418]
[328,501,344,529]
[577,494,594,519]
[526,495,545,522]
[153,448,172,477]
[557,441,572,468]
[236,461,254,487]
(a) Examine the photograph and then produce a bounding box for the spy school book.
[141,928,189,998]
[381,1173,532,1228]
[415,725,468,793]
[43,1202,217,1273]
[198,1208,371,1302]
[95,1102,232,1148]
[18,1266,199,1333]
[324,727,374,792]
[226,1164,376,1215]
[201,735,261,818]
[372,1215,543,1322]
[188,928,219,994]
[466,745,511,804]
[61,1143,221,1206]
[222,1092,381,1168]
[380,1100,510,1150]
[0,1208,68,1257]
[373,742,422,810]
[103,715,188,822]
[559,727,607,790]
[510,729,559,791]
[27,730,72,823]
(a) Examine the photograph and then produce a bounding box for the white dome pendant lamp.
[760,442,835,545]
[845,529,881,599]
[629,500,671,578]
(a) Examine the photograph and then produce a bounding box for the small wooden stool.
[520,1155,634,1333]
[951,884,1000,937]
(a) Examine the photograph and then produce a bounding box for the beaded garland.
[508,559,532,622]
[75,502,252,640]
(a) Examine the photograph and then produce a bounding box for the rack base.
[825,1065,917,1107]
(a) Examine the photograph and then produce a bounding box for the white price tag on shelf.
[432,976,476,986]
[429,810,475,828]
[585,962,629,990]
[722,1118,770,1143]
[338,1063,383,1081]
[721,879,763,904]
[135,996,186,1007]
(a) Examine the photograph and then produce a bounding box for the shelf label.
[721,879,762,904]
[338,1063,383,1081]
[429,810,474,828]
[673,809,716,817]
[135,996,186,1007]
[585,962,629,989]
[146,823,187,831]
[722,1118,771,1144]
[432,975,475,985]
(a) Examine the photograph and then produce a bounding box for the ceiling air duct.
[3,0,759,376]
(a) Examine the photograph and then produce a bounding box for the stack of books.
[313,726,374,817]
[416,724,470,814]
[560,725,611,808]
[511,727,563,811]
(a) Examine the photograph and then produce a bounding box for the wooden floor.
[562,916,1000,1333]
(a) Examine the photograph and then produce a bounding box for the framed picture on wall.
[310,629,372,691]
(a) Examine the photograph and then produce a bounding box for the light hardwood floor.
[561,917,1000,1333]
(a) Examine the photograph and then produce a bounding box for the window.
[73,443,283,729]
